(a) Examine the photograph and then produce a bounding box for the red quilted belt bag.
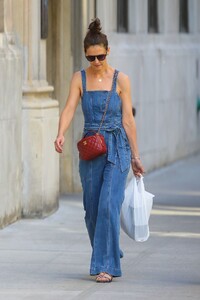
[77,132,107,161]
[77,70,117,161]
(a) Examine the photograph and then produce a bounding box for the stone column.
[158,0,179,33]
[198,1,200,32]
[96,0,117,32]
[22,0,59,217]
[188,0,199,33]
[128,0,148,34]
[0,0,22,228]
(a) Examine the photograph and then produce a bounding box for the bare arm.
[118,72,145,176]
[54,71,81,153]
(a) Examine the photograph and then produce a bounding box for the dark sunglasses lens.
[85,54,107,62]
[86,56,95,62]
[97,54,106,61]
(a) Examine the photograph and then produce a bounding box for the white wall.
[108,33,200,171]
[92,0,200,174]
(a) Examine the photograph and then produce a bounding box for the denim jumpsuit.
[79,69,131,277]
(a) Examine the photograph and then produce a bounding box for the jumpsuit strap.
[113,70,119,92]
[81,69,87,93]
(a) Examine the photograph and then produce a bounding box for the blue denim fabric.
[79,69,131,277]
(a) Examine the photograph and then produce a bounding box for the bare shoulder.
[118,71,129,81]
[69,71,82,93]
[71,71,82,84]
[117,71,131,92]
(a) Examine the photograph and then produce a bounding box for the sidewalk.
[0,153,200,300]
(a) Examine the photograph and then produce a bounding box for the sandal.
[96,272,113,283]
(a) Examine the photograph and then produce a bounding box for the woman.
[54,18,144,283]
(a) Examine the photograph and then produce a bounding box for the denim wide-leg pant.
[79,151,130,277]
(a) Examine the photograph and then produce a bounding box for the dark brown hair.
[84,18,108,52]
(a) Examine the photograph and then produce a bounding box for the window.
[117,0,128,33]
[179,0,189,33]
[41,0,49,39]
[148,0,158,33]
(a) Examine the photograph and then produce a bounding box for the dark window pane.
[117,0,128,33]
[41,0,49,39]
[179,0,189,33]
[148,0,158,33]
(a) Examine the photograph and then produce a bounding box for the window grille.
[179,0,189,33]
[148,0,158,33]
[117,0,128,33]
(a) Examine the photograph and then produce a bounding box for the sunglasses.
[85,54,107,62]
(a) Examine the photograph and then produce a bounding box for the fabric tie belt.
[83,124,131,172]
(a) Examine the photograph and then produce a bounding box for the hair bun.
[84,18,108,51]
[88,18,102,34]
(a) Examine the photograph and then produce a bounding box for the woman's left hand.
[131,158,145,177]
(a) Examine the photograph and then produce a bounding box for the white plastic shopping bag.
[120,176,154,242]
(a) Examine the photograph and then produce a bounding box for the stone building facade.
[0,0,200,228]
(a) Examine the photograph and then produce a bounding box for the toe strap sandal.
[96,272,113,283]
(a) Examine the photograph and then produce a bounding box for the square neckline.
[81,69,120,97]
[83,69,117,93]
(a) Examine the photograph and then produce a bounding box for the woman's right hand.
[131,158,145,177]
[54,135,65,153]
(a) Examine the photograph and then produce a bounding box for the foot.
[96,272,113,283]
